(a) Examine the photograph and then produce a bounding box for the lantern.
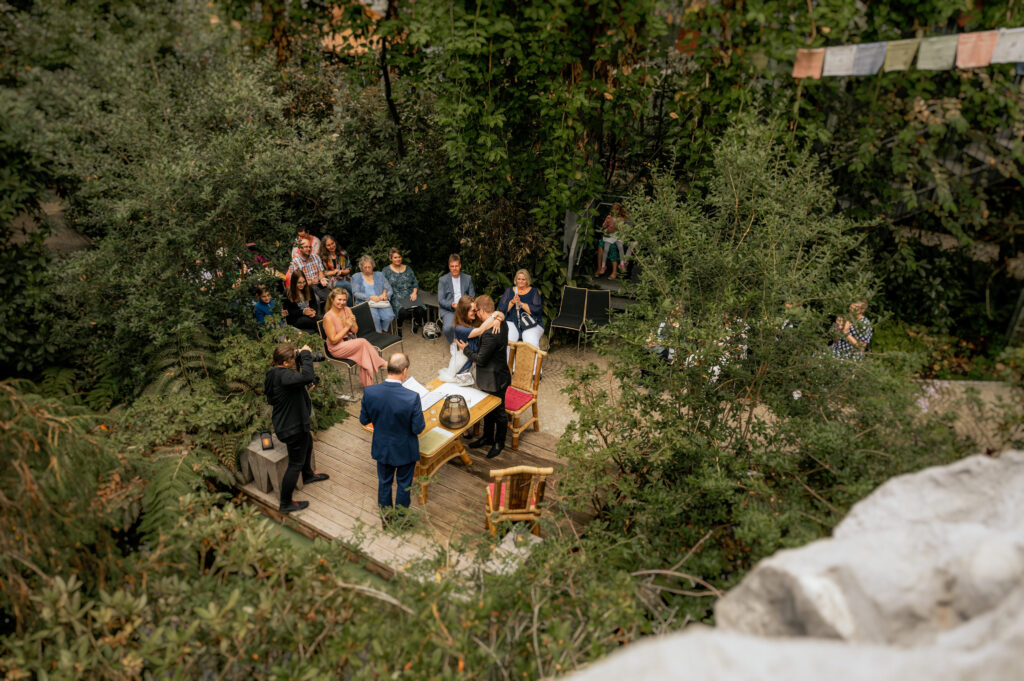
[438,395,470,430]
[260,430,274,450]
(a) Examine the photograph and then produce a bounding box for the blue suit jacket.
[359,381,425,467]
[437,273,475,312]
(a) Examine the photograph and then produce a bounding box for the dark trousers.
[396,304,426,328]
[377,461,417,509]
[481,389,508,444]
[279,431,314,505]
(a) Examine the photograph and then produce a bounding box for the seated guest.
[831,301,872,361]
[438,253,475,343]
[322,288,386,387]
[290,227,321,260]
[253,286,277,326]
[351,255,396,333]
[290,238,331,312]
[319,235,353,298]
[382,247,427,337]
[498,269,544,350]
[283,270,320,332]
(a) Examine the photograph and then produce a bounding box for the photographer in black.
[264,344,330,513]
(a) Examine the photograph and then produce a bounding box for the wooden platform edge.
[236,486,397,580]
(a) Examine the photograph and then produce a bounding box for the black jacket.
[465,323,511,395]
[264,350,316,439]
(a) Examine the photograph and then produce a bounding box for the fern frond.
[137,449,204,541]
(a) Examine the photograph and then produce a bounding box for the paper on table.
[991,27,1024,64]
[443,385,490,409]
[883,38,920,72]
[418,426,454,454]
[402,376,429,398]
[420,389,447,411]
[917,35,958,71]
[956,31,999,68]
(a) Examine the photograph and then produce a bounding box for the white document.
[402,376,429,398]
[421,385,451,411]
[445,385,490,409]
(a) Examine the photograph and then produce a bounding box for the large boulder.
[714,451,1024,644]
[568,451,1024,681]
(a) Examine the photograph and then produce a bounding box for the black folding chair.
[548,286,588,351]
[584,289,612,332]
[316,320,358,395]
[351,302,404,358]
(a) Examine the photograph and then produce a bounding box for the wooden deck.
[239,406,578,577]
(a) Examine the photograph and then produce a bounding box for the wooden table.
[415,378,502,503]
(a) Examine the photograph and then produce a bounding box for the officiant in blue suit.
[359,353,425,523]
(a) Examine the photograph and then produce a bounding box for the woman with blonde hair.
[497,268,544,348]
[322,288,385,386]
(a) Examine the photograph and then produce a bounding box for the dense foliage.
[557,120,973,616]
[0,0,1019,677]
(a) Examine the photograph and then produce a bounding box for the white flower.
[792,390,802,400]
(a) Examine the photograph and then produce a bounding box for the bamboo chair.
[316,320,357,395]
[504,341,547,449]
[485,465,554,537]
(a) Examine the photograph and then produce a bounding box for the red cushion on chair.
[487,482,535,510]
[504,386,534,412]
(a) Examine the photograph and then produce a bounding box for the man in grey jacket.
[437,253,475,342]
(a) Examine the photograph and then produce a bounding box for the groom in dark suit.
[359,353,426,520]
[457,295,511,459]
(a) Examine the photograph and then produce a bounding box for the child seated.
[253,286,276,326]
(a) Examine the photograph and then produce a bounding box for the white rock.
[569,451,1024,681]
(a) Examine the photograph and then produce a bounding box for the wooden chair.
[485,465,554,537]
[351,302,404,358]
[316,320,358,395]
[504,341,547,449]
[548,285,587,351]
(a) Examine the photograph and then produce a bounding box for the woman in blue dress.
[351,255,396,333]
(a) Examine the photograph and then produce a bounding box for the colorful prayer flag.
[822,45,857,76]
[851,42,887,75]
[991,27,1024,64]
[917,35,958,70]
[792,48,825,79]
[883,38,920,71]
[956,31,999,68]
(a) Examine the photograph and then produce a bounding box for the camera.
[298,350,326,364]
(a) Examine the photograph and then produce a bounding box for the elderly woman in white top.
[350,254,396,333]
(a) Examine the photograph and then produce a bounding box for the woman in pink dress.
[322,288,386,387]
